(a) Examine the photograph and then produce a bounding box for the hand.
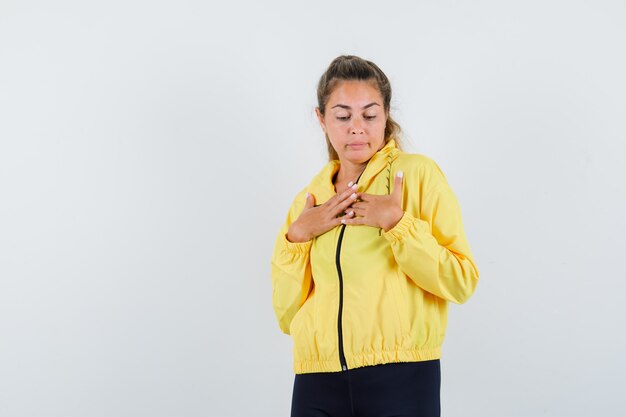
[341,171,405,232]
[287,182,359,242]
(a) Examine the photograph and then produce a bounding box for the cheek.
[373,119,387,136]
[326,122,345,138]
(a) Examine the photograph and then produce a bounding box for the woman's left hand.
[341,171,405,232]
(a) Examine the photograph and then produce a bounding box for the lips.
[347,142,368,148]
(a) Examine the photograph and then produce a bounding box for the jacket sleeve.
[270,191,314,334]
[382,176,480,304]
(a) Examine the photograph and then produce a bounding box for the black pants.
[291,360,441,417]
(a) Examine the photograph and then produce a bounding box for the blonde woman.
[271,55,480,417]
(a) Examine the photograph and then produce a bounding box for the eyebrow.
[331,102,381,110]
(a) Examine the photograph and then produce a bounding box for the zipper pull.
[342,364,347,371]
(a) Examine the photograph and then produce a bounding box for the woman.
[271,55,480,417]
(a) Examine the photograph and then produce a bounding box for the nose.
[350,119,364,135]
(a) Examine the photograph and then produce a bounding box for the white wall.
[1,1,625,416]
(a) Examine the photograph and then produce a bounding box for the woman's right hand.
[286,182,359,243]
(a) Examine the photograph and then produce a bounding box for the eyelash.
[337,116,376,121]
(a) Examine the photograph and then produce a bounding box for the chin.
[343,150,376,164]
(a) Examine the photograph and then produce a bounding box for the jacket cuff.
[282,233,313,254]
[382,211,429,244]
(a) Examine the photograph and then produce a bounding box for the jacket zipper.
[335,174,364,372]
[335,223,349,371]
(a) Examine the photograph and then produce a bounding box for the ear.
[315,107,326,133]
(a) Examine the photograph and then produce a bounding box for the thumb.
[305,192,316,209]
[392,171,404,203]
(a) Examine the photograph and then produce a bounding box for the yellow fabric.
[270,139,479,374]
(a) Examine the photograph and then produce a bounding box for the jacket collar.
[307,139,400,204]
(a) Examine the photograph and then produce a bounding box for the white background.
[1,1,625,416]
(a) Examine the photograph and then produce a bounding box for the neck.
[334,159,368,187]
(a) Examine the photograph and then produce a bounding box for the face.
[316,80,388,165]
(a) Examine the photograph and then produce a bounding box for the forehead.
[327,80,383,107]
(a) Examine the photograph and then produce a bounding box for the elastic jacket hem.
[294,348,442,374]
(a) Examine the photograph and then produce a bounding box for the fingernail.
[306,193,310,199]
[351,184,358,189]
[348,181,353,187]
[349,210,354,216]
[341,219,346,224]
[397,171,404,178]
[351,193,357,199]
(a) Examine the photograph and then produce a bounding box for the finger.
[355,192,370,202]
[337,181,357,197]
[345,201,365,211]
[333,210,355,226]
[391,171,404,203]
[345,206,365,217]
[336,192,359,213]
[340,216,366,226]
[305,192,316,209]
[341,183,359,201]
[329,182,358,208]
[329,191,358,214]
[355,193,381,203]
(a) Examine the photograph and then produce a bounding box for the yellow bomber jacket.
[270,139,479,374]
